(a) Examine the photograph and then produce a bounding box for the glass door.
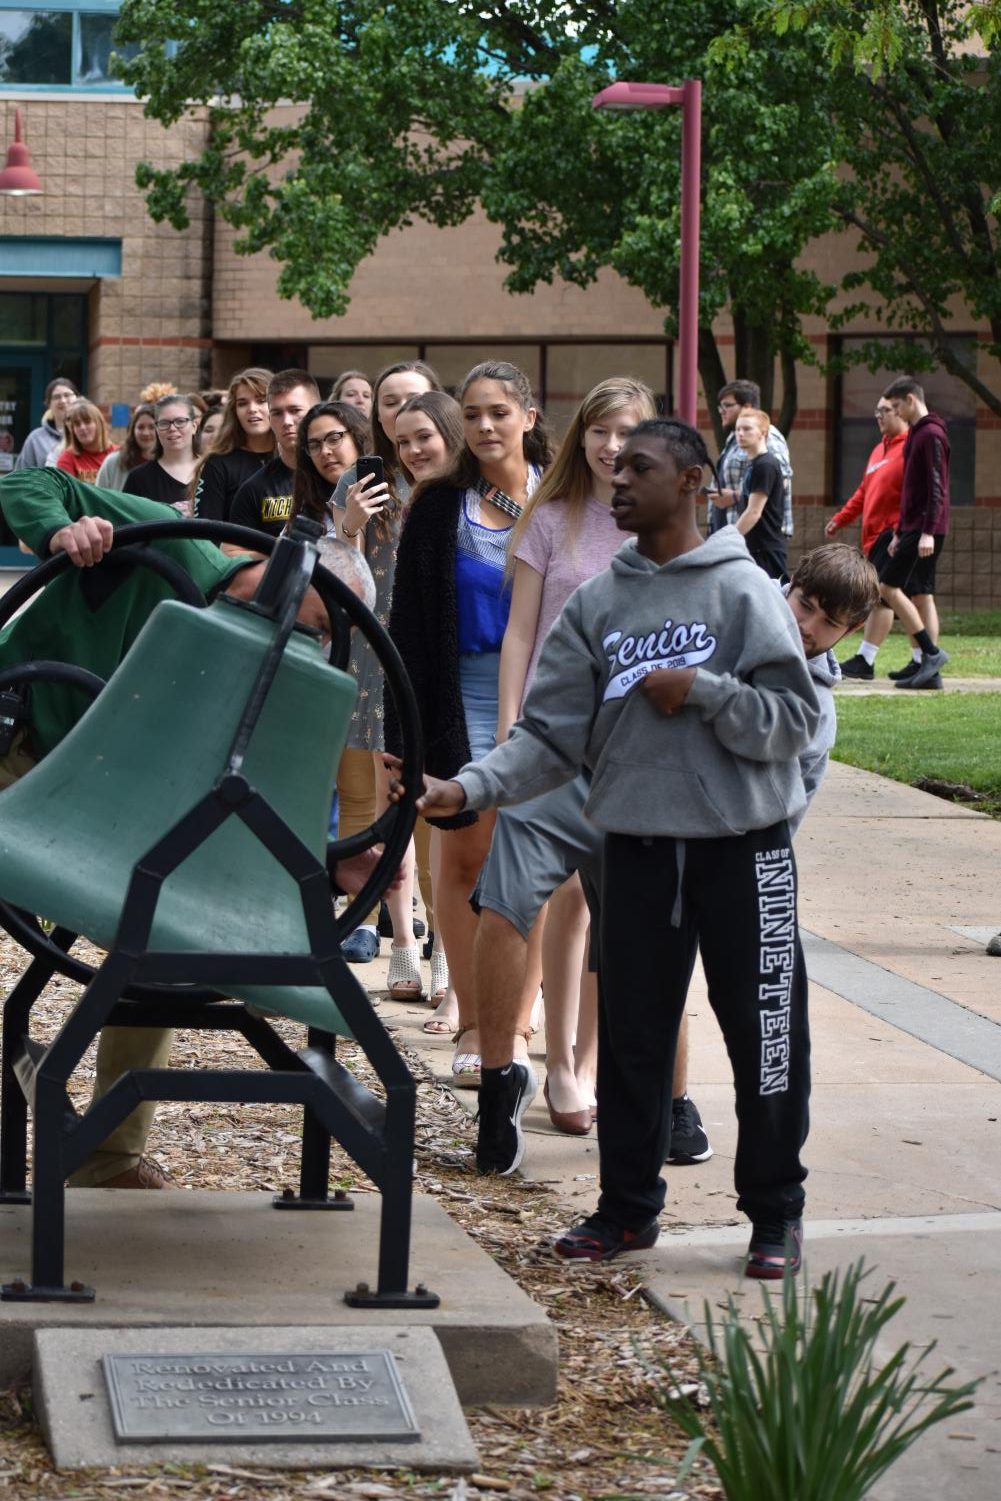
[0,352,46,565]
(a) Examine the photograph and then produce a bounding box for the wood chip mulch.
[0,935,723,1501]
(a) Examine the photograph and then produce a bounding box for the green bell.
[0,595,357,1031]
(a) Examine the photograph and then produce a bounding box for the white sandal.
[451,1026,481,1089]
[430,949,449,1003]
[387,943,424,999]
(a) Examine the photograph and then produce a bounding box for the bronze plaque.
[103,1351,419,1444]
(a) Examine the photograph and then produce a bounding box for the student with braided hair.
[391,418,823,1278]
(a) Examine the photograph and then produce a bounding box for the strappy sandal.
[387,943,424,999]
[451,1025,481,1089]
[430,949,449,1003]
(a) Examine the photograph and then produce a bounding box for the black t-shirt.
[739,452,787,575]
[230,457,295,539]
[194,448,272,523]
[123,461,189,511]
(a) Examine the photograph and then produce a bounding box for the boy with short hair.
[399,422,878,1276]
[399,420,832,1279]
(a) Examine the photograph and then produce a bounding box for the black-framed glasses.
[306,430,349,455]
[155,416,193,431]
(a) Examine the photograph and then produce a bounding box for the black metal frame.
[0,520,435,1308]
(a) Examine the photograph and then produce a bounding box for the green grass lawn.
[831,611,1001,814]
[832,693,1001,815]
[837,608,1001,677]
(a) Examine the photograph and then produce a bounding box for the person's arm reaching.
[497,560,544,741]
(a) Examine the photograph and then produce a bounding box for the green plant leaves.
[659,1259,979,1501]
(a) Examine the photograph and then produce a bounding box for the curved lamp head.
[592,82,685,111]
[0,108,43,195]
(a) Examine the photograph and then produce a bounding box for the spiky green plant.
[663,1259,979,1501]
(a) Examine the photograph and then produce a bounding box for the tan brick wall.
[0,97,211,407]
[5,96,1001,609]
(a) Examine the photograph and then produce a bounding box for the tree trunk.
[778,347,798,436]
[698,326,728,448]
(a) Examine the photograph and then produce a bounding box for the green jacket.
[0,469,250,757]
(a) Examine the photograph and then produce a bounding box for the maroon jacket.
[898,412,950,535]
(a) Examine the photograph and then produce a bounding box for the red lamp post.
[591,80,702,427]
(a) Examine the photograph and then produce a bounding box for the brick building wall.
[1,97,210,404]
[3,94,1001,607]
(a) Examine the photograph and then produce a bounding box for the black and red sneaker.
[745,1219,803,1280]
[554,1212,660,1263]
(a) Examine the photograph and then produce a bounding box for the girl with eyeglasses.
[124,394,200,513]
[55,399,118,484]
[290,400,370,530]
[193,367,276,523]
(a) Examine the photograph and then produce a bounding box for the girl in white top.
[499,377,657,1127]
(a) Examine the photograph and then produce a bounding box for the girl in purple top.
[499,377,657,1129]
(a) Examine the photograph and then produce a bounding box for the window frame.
[0,2,140,93]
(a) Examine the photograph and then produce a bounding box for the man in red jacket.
[826,398,907,679]
[875,377,950,691]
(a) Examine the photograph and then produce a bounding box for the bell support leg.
[2,949,136,1302]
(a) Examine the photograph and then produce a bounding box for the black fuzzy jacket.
[385,483,479,829]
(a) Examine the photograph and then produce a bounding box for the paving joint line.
[801,928,1001,1083]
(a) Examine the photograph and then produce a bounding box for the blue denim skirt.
[458,650,501,762]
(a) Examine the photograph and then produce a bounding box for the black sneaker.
[896,670,944,691]
[554,1212,660,1262]
[745,1219,803,1280]
[888,659,920,681]
[475,1062,537,1176]
[422,928,435,960]
[898,645,949,690]
[667,1094,713,1164]
[839,653,875,680]
[986,932,1001,957]
[376,902,426,940]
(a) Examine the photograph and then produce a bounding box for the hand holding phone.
[342,455,390,540]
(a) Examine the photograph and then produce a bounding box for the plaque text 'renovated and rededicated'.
[102,1351,420,1444]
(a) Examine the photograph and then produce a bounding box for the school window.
[0,3,139,89]
[833,335,977,506]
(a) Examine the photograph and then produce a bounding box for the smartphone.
[355,455,384,490]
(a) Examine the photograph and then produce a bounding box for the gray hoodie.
[456,527,820,839]
[790,645,840,836]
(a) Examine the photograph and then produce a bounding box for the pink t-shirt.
[514,495,622,701]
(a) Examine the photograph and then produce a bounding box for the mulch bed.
[0,935,722,1500]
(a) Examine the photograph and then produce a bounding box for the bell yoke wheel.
[0,516,424,964]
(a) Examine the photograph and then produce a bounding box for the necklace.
[474,475,523,521]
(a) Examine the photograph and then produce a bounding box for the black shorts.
[868,528,914,599]
[877,530,945,594]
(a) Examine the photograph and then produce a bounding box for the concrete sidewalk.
[378,760,1001,1500]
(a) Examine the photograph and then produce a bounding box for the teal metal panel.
[0,237,121,277]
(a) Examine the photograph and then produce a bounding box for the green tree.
[479,2,842,437]
[762,2,1001,414]
[114,0,510,317]
[117,1,845,433]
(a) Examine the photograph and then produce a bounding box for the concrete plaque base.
[35,1326,477,1472]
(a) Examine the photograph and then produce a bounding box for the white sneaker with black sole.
[475,1062,537,1176]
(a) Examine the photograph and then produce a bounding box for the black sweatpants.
[596,823,810,1232]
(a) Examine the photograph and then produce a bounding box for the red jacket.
[832,431,905,555]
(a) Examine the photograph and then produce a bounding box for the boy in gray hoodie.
[396,421,857,1277]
